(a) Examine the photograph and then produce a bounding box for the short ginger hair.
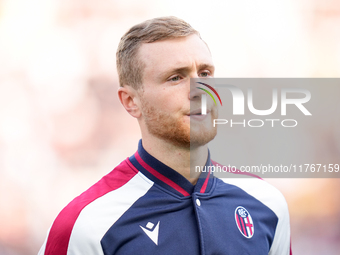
[116,16,199,89]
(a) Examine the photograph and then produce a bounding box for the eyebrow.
[158,63,215,80]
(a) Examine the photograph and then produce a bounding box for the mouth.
[189,109,203,116]
[187,109,210,120]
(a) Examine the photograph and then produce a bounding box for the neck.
[141,136,208,185]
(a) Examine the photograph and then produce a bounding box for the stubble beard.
[140,98,217,149]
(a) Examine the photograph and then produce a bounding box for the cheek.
[144,86,188,113]
[152,95,178,109]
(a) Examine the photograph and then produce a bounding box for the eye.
[169,75,180,82]
[199,71,210,77]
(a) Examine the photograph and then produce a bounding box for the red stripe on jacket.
[44,159,138,255]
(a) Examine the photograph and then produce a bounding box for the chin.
[190,127,217,148]
[189,109,217,148]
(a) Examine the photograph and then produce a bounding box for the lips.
[188,109,211,117]
[189,109,202,116]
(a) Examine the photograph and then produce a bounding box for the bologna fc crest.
[235,206,254,238]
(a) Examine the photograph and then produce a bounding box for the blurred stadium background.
[0,0,339,254]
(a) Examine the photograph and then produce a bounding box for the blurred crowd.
[0,0,339,254]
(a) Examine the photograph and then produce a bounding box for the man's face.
[137,34,217,148]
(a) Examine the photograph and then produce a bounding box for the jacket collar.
[128,140,214,197]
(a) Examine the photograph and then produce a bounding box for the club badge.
[235,206,254,238]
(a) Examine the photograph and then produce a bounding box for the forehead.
[138,35,213,79]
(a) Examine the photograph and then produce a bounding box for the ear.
[118,86,142,118]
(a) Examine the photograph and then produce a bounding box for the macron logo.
[140,221,160,245]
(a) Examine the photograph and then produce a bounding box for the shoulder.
[211,160,288,219]
[39,159,153,255]
[218,176,288,219]
[217,175,291,255]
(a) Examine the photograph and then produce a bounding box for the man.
[38,17,291,255]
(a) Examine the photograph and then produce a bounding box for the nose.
[189,80,206,101]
